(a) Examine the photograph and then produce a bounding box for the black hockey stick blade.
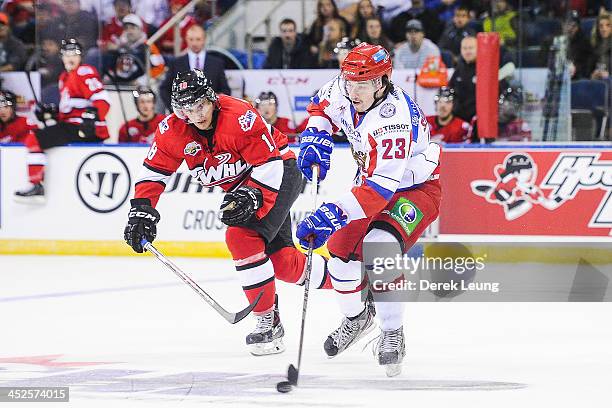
[228,291,263,324]
[287,364,299,386]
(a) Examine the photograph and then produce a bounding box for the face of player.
[137,96,156,119]
[62,53,82,72]
[436,99,453,120]
[345,78,384,113]
[366,19,382,39]
[0,105,13,122]
[461,37,477,63]
[256,101,277,123]
[183,98,215,130]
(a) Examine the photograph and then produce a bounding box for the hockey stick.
[141,239,262,324]
[277,166,319,392]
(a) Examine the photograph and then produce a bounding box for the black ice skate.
[14,183,45,204]
[246,295,285,356]
[374,326,406,377]
[324,300,376,358]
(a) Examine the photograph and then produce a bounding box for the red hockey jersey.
[58,64,111,139]
[426,115,470,144]
[118,114,166,144]
[134,94,295,218]
[0,115,37,144]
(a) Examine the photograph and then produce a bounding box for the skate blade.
[13,195,46,205]
[249,338,286,356]
[384,363,402,377]
[327,322,377,359]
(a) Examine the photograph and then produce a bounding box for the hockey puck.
[276,381,293,393]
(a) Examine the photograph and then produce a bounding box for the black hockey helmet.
[0,90,17,108]
[171,69,217,116]
[132,85,156,103]
[60,38,83,56]
[434,86,455,103]
[334,37,362,54]
[498,86,523,124]
[254,91,278,107]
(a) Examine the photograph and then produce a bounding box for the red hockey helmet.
[340,43,392,82]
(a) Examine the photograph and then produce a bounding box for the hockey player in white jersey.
[296,43,442,376]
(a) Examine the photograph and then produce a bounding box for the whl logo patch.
[238,110,257,132]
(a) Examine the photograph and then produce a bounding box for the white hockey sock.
[328,257,365,318]
[364,228,406,331]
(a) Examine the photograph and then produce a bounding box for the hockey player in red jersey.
[118,85,166,144]
[14,38,111,203]
[296,43,442,376]
[0,90,45,194]
[426,87,470,144]
[123,70,332,355]
[253,91,298,143]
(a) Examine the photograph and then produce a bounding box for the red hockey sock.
[270,247,332,289]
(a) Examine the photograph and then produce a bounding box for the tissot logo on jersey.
[372,124,411,138]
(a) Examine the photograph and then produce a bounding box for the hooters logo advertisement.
[439,148,612,236]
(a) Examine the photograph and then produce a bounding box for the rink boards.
[1,143,611,257]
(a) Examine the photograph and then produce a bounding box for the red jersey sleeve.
[234,110,284,219]
[134,120,183,207]
[118,122,130,143]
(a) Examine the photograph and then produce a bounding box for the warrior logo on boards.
[471,152,612,231]
[76,151,131,213]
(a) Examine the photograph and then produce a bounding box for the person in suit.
[160,24,230,110]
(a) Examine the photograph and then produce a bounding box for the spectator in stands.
[104,14,165,82]
[118,85,166,143]
[131,0,170,29]
[565,11,593,79]
[438,5,476,58]
[80,0,115,23]
[53,0,99,51]
[254,91,298,143]
[387,0,444,44]
[161,25,230,110]
[590,10,612,79]
[0,12,27,71]
[156,0,197,54]
[426,0,460,24]
[33,29,65,88]
[394,19,441,69]
[350,0,377,41]
[318,18,348,68]
[334,36,361,66]
[362,17,394,53]
[449,36,477,122]
[14,39,111,203]
[426,87,471,144]
[307,0,350,55]
[372,0,413,28]
[483,0,518,46]
[4,0,35,44]
[498,86,531,141]
[99,0,134,52]
[264,18,318,69]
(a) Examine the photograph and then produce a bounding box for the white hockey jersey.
[306,76,441,221]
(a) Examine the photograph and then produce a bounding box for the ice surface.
[1,255,611,407]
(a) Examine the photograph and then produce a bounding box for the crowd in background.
[0,0,611,145]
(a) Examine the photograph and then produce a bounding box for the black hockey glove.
[124,198,161,253]
[35,103,58,123]
[79,107,98,137]
[220,186,263,226]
